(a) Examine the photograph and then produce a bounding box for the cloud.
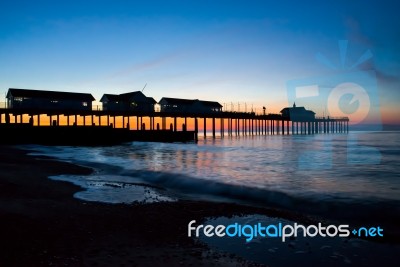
[104,53,179,80]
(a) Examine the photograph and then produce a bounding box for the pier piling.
[0,107,349,141]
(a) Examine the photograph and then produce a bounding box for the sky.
[0,0,399,125]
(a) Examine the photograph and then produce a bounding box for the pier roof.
[280,103,315,114]
[100,94,120,102]
[198,100,223,108]
[159,97,222,107]
[100,91,154,103]
[159,97,196,105]
[146,97,157,104]
[280,106,315,114]
[7,88,95,101]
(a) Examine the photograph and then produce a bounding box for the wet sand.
[2,145,398,266]
[0,145,303,266]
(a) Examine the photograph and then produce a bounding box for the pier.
[0,88,349,144]
[0,107,349,144]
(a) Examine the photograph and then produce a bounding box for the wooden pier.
[0,108,349,144]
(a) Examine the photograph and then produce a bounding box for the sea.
[24,131,400,266]
[26,131,400,223]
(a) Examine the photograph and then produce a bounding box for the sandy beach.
[1,145,399,267]
[0,145,299,266]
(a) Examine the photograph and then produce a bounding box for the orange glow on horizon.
[1,106,399,132]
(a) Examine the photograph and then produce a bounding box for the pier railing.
[315,116,349,120]
[0,105,349,138]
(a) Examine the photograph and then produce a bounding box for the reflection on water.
[103,132,399,202]
[49,174,176,204]
[27,131,400,206]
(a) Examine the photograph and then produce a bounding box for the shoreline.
[0,145,296,266]
[1,145,398,266]
[29,143,400,245]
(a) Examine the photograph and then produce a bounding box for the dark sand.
[0,145,308,266]
[2,145,398,267]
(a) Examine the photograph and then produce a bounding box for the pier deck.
[0,108,349,144]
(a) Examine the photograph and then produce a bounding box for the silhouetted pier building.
[280,102,315,121]
[100,91,156,112]
[159,98,223,113]
[1,88,349,144]
[6,88,95,111]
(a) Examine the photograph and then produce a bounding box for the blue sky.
[0,0,399,123]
